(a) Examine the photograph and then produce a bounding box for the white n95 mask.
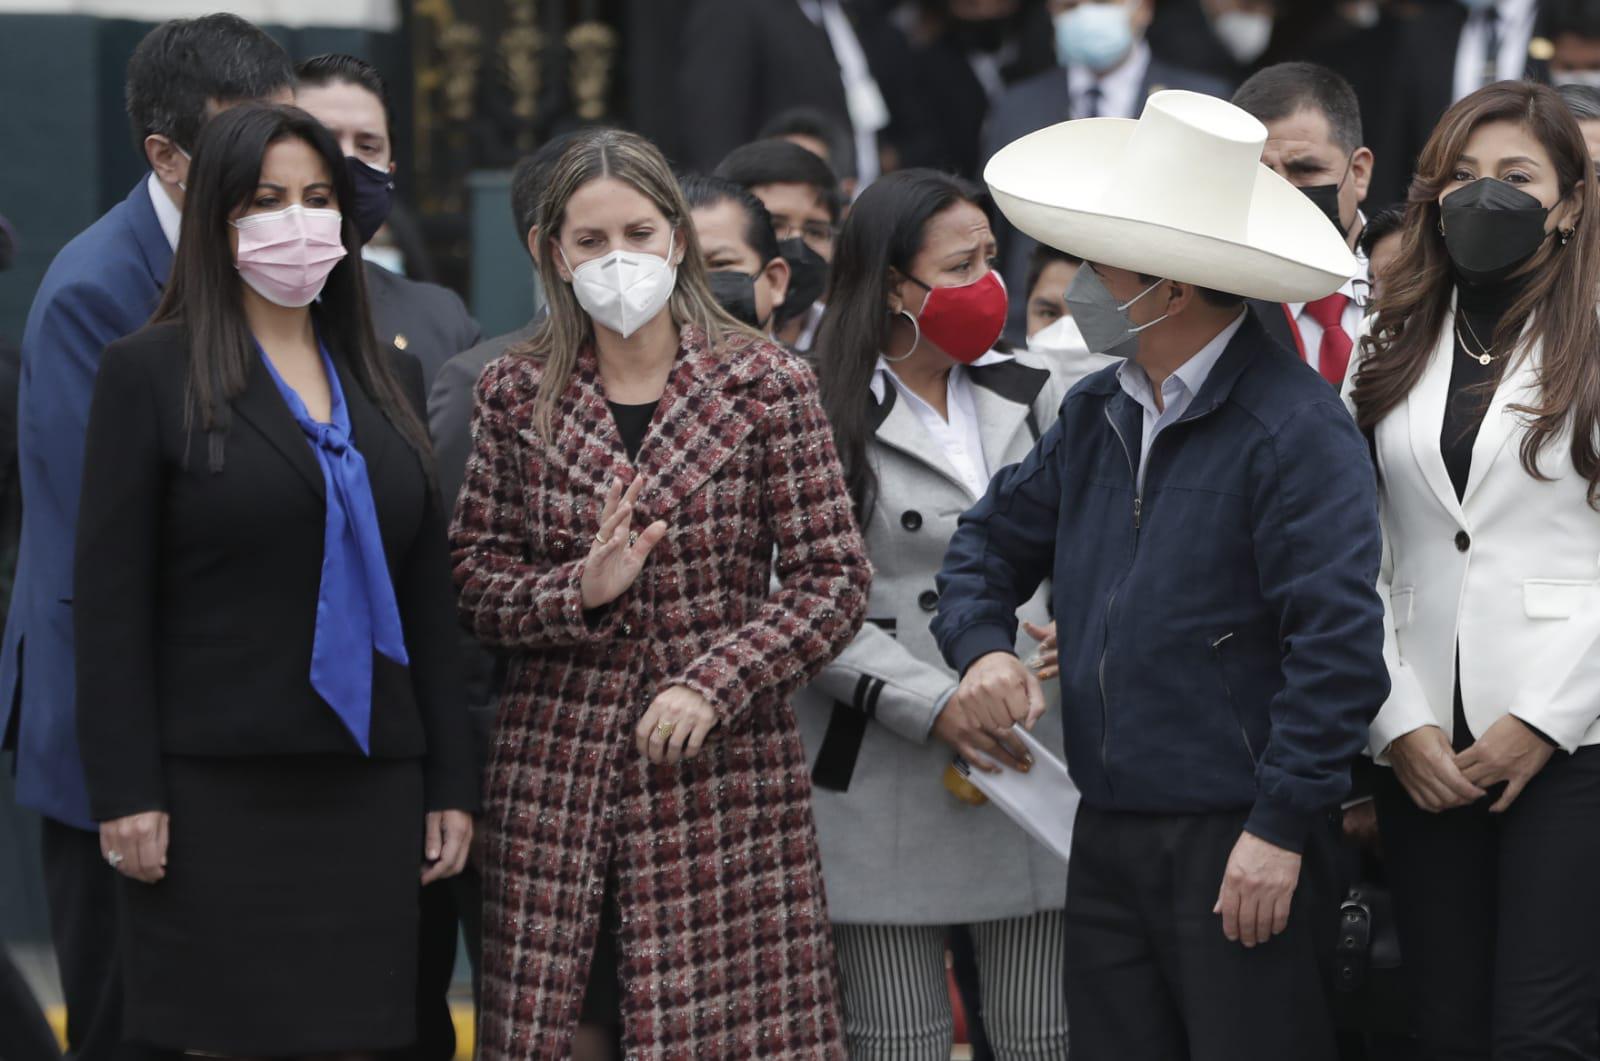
[562,235,678,338]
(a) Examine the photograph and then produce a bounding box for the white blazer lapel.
[1407,301,1469,525]
[1460,327,1541,508]
[873,388,972,497]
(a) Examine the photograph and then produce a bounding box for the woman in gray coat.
[802,169,1074,1059]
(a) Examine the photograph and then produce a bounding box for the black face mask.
[1440,178,1552,285]
[346,156,394,245]
[775,236,828,325]
[1298,156,1353,238]
[708,269,764,329]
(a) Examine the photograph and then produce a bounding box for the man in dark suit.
[678,0,910,181]
[0,17,293,1061]
[983,0,1232,341]
[296,54,480,391]
[1233,62,1375,388]
[1371,0,1548,207]
[293,53,482,1061]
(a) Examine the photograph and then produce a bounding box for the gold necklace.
[1456,313,1500,366]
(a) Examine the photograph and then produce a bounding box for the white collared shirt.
[1066,38,1152,121]
[146,172,182,252]
[1284,222,1369,372]
[798,0,887,185]
[1452,0,1539,103]
[1115,310,1246,491]
[870,350,1012,500]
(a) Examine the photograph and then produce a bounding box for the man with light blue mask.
[935,90,1389,1059]
[982,0,1228,343]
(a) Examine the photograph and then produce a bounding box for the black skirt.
[120,754,424,1054]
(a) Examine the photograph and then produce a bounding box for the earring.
[883,309,920,363]
[1561,227,1575,246]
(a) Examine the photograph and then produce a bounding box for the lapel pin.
[393,334,409,351]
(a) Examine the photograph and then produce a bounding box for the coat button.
[918,589,939,612]
[1455,530,1471,552]
[901,510,923,531]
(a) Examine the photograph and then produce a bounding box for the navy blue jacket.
[1,181,171,829]
[933,314,1388,852]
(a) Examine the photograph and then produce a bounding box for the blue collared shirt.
[1115,310,1246,491]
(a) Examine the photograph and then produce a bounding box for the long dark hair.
[814,168,985,518]
[152,103,431,474]
[1352,81,1600,501]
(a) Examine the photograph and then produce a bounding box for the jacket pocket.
[1523,579,1594,620]
[1210,633,1257,769]
[1389,587,1414,631]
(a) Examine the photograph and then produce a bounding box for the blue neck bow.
[258,338,409,753]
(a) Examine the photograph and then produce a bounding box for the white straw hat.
[984,90,1358,302]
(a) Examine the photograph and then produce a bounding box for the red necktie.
[1304,293,1352,387]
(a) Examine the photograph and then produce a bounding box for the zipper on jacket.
[1095,405,1144,797]
[1210,632,1258,769]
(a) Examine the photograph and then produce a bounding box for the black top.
[73,320,480,821]
[608,400,660,463]
[1441,276,1523,501]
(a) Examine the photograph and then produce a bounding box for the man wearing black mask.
[715,139,840,353]
[296,54,481,388]
[682,175,793,337]
[1233,62,1375,389]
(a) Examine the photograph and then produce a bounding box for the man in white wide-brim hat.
[932,90,1390,1059]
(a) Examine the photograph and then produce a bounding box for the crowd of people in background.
[6,2,1600,1060]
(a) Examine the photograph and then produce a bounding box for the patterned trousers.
[833,909,1068,1060]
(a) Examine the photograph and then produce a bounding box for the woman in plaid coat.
[450,128,869,1060]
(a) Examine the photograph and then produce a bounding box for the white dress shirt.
[869,351,1012,500]
[1452,0,1539,103]
[1067,39,1151,120]
[799,0,888,185]
[146,172,182,252]
[1115,310,1246,491]
[1284,233,1369,373]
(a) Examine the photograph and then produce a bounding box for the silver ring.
[106,850,124,867]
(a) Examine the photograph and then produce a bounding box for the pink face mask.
[232,205,347,307]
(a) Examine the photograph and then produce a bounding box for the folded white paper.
[956,725,1078,865]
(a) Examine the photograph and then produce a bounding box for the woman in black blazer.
[73,104,477,1055]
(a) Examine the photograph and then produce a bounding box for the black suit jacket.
[1247,298,1301,360]
[981,57,1233,343]
[73,320,479,822]
[1370,2,1550,209]
[677,0,854,172]
[364,260,482,390]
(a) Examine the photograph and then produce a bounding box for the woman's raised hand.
[580,476,669,610]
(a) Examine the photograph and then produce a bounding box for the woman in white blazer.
[1346,81,1600,1060]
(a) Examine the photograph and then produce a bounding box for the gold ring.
[595,532,611,545]
[655,720,676,740]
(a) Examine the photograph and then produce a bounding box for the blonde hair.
[521,128,760,439]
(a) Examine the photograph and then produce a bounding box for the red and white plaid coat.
[451,325,868,1059]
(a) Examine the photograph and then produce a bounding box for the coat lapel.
[634,327,764,518]
[336,352,394,479]
[233,352,325,502]
[968,359,1049,467]
[551,345,630,509]
[871,385,972,498]
[1405,305,1467,524]
[1461,328,1541,508]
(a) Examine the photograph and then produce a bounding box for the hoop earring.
[882,309,920,363]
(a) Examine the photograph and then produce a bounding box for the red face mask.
[908,268,1008,364]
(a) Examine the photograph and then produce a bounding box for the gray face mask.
[1063,266,1170,357]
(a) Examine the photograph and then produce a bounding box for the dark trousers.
[1064,805,1337,1061]
[39,817,159,1061]
[397,866,486,1061]
[1375,747,1600,1060]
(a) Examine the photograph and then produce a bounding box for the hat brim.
[985,117,1358,303]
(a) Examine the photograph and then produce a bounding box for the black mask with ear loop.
[1299,155,1355,239]
[708,269,764,329]
[1440,178,1555,285]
